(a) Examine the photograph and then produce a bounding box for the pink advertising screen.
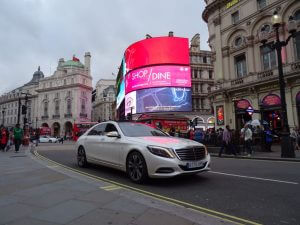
[125,65,191,94]
[124,37,189,72]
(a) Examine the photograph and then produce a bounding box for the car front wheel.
[77,147,88,168]
[126,151,148,184]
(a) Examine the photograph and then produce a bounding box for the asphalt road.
[36,143,300,225]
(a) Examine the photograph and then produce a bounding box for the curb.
[210,153,300,162]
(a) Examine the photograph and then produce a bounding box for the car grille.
[175,147,206,161]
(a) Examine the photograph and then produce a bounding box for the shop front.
[260,94,282,133]
[235,99,252,130]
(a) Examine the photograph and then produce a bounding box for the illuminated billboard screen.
[125,87,192,114]
[124,37,189,72]
[116,80,125,109]
[125,65,191,94]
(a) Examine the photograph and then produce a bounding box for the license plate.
[186,161,203,169]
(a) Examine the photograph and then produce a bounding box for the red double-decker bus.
[73,122,98,141]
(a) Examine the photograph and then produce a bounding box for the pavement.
[208,144,300,162]
[0,144,234,225]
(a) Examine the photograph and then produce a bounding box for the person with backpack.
[13,124,23,153]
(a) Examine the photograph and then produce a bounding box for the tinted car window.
[88,124,106,136]
[105,123,118,133]
[118,122,167,137]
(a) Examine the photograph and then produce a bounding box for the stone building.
[189,33,215,129]
[0,67,44,128]
[203,0,300,130]
[92,79,116,122]
[0,52,93,137]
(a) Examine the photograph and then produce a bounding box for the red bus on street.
[73,122,98,141]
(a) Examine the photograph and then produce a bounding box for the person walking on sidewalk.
[13,124,23,153]
[219,125,232,157]
[290,127,300,150]
[243,124,253,156]
[0,127,8,151]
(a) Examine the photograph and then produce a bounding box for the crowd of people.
[170,124,300,157]
[0,124,24,152]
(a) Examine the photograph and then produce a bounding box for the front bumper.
[147,154,211,178]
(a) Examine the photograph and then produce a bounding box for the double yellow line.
[33,149,262,225]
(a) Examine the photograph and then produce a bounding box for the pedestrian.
[189,128,195,140]
[290,127,299,150]
[169,126,176,137]
[13,124,23,153]
[0,127,8,151]
[59,136,64,144]
[219,125,233,157]
[264,127,273,152]
[243,124,253,156]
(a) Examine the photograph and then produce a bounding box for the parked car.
[39,136,58,143]
[75,121,211,183]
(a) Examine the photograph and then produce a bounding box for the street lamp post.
[260,11,299,158]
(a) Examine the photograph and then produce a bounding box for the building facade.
[0,53,93,137]
[203,0,300,131]
[189,34,215,129]
[92,79,116,122]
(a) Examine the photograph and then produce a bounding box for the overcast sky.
[0,0,210,95]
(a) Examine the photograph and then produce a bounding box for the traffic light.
[21,105,27,115]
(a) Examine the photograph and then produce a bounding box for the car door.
[85,123,106,162]
[102,123,123,168]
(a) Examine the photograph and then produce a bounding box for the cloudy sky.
[0,0,210,94]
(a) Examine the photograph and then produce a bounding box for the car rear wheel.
[126,151,148,184]
[77,147,88,168]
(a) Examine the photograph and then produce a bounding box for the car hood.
[126,136,204,149]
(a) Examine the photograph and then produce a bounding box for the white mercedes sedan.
[75,121,211,183]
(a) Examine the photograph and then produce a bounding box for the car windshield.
[118,122,167,137]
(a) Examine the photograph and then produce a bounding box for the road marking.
[33,150,262,225]
[101,185,122,191]
[209,171,298,185]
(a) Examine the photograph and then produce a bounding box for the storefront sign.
[226,0,239,9]
[236,99,251,109]
[216,105,224,126]
[262,94,281,106]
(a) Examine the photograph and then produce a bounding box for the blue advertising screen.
[135,87,191,113]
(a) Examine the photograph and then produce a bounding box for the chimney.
[168,31,174,37]
[84,52,91,75]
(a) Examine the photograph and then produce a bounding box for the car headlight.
[147,146,175,158]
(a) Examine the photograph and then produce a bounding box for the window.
[203,56,207,63]
[194,69,197,78]
[55,93,59,99]
[209,70,213,79]
[67,91,71,97]
[71,78,74,84]
[88,124,106,136]
[44,102,48,116]
[235,54,247,77]
[55,100,59,115]
[232,11,239,24]
[50,82,52,88]
[257,0,266,10]
[260,44,276,70]
[294,10,300,60]
[81,99,86,113]
[67,99,72,114]
[105,123,118,133]
[64,79,67,85]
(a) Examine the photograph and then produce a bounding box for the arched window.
[294,10,300,60]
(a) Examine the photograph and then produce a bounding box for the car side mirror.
[106,131,120,138]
